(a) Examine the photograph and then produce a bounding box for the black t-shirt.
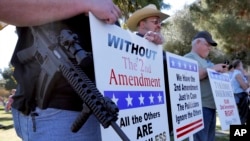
[11,14,95,114]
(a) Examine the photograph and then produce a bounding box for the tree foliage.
[162,0,249,64]
[162,7,197,56]
[189,0,250,64]
[1,65,17,90]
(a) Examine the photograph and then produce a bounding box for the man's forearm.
[0,0,90,26]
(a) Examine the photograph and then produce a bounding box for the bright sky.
[0,25,17,72]
[0,0,196,72]
[163,0,196,15]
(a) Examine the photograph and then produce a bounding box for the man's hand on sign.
[144,31,164,45]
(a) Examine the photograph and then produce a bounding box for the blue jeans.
[12,107,101,141]
[193,107,216,141]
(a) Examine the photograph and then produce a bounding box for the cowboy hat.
[127,4,169,31]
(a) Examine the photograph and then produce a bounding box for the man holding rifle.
[0,0,121,141]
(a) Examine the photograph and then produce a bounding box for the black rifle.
[17,27,130,141]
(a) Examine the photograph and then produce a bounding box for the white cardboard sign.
[89,13,170,141]
[207,68,241,130]
[165,52,204,141]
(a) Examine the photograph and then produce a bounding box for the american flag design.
[104,91,165,110]
[169,57,198,72]
[209,71,230,82]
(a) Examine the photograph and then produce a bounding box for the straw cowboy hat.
[127,4,169,31]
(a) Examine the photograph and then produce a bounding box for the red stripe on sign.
[176,119,203,138]
[176,119,202,132]
[177,123,203,138]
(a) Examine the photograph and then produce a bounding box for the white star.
[138,93,145,105]
[194,65,197,71]
[192,65,196,71]
[171,60,175,67]
[189,64,192,70]
[158,93,163,103]
[178,61,182,68]
[183,63,187,69]
[125,93,133,107]
[149,93,154,104]
[111,93,119,105]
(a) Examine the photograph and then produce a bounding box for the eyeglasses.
[147,19,161,25]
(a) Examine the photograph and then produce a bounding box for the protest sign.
[207,68,241,130]
[89,13,170,141]
[165,52,203,141]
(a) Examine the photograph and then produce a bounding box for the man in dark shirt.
[0,1,121,141]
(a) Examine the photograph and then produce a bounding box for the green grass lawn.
[0,105,229,141]
[0,106,14,129]
[0,105,21,141]
[215,126,229,141]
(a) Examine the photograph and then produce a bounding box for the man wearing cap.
[184,31,227,141]
[126,4,174,135]
[127,4,169,44]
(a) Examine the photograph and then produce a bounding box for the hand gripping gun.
[17,27,130,141]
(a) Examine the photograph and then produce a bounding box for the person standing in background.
[184,31,227,141]
[229,59,250,124]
